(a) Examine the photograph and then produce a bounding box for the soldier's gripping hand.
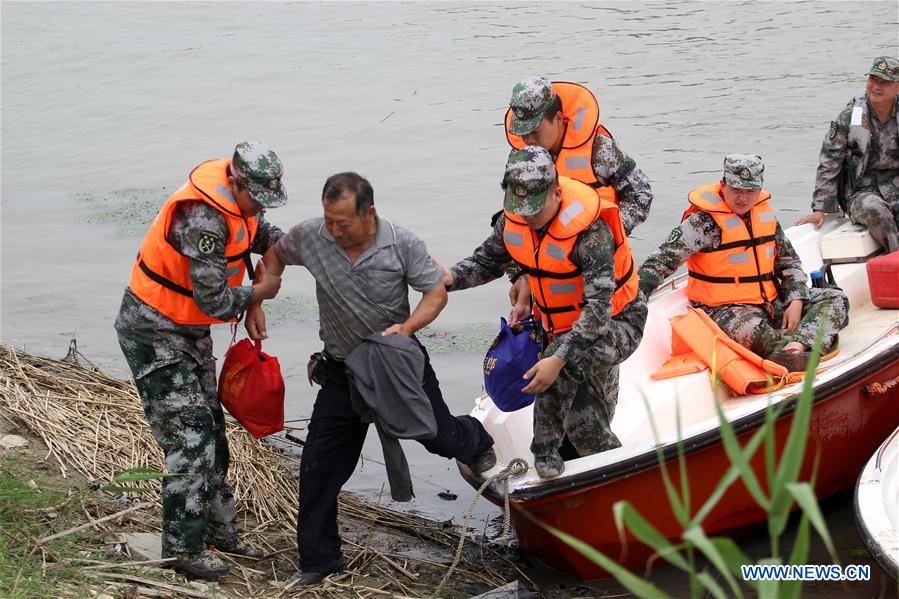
[521,355,566,394]
[252,260,282,302]
[245,302,268,340]
[794,211,825,229]
[508,277,531,326]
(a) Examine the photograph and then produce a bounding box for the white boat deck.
[471,219,899,492]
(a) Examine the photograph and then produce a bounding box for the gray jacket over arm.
[345,333,438,502]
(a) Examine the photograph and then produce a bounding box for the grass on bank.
[0,456,104,598]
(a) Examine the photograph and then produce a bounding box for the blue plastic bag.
[483,317,541,412]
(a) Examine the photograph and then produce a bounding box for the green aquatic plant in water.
[78,188,169,236]
[418,322,497,354]
[264,294,320,326]
[524,326,837,598]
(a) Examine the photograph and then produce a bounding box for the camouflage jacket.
[115,201,284,352]
[449,213,644,364]
[589,132,654,235]
[812,93,899,213]
[638,211,809,305]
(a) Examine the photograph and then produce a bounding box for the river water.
[2,0,896,590]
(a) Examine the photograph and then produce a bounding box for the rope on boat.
[863,374,899,395]
[432,457,529,597]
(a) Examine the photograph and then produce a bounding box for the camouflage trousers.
[530,310,645,460]
[697,287,849,359]
[117,331,237,555]
[848,190,899,253]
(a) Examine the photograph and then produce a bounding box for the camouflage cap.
[867,56,899,82]
[231,141,287,208]
[509,76,557,136]
[503,146,557,216]
[723,154,764,190]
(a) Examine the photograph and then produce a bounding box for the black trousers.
[296,341,493,572]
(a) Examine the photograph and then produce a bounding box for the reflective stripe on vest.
[684,182,778,307]
[128,159,258,325]
[502,176,639,333]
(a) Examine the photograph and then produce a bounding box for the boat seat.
[820,221,882,264]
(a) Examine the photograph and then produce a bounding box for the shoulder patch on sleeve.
[197,230,221,255]
[666,227,683,245]
[828,121,837,140]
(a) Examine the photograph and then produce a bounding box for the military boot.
[769,350,811,373]
[535,454,564,478]
[212,536,265,559]
[168,549,229,580]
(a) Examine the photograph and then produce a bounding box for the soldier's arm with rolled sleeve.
[773,223,810,304]
[171,202,255,321]
[811,103,852,213]
[637,212,720,297]
[448,214,515,291]
[591,134,653,235]
[544,219,616,364]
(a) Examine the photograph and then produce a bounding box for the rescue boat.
[458,218,899,580]
[854,426,899,580]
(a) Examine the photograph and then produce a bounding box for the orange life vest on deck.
[684,182,778,308]
[128,159,258,325]
[505,81,619,204]
[502,177,638,334]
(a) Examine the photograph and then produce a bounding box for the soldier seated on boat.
[442,146,648,479]
[502,75,655,321]
[795,56,899,252]
[639,154,850,373]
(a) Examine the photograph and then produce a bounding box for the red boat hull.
[505,351,899,580]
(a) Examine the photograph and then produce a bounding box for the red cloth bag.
[218,338,285,439]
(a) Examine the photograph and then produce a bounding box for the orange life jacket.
[506,81,615,198]
[128,159,258,325]
[502,176,638,334]
[652,307,789,395]
[684,182,778,307]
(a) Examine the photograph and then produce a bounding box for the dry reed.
[0,344,527,597]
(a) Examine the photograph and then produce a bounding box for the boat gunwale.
[462,338,899,505]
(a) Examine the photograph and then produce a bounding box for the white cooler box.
[820,221,881,263]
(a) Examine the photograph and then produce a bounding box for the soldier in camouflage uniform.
[445,146,648,478]
[115,142,286,579]
[503,76,654,320]
[641,155,849,373]
[796,56,899,252]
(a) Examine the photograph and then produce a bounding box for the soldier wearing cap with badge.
[444,146,647,478]
[502,76,654,321]
[640,154,849,372]
[796,56,899,252]
[115,141,288,579]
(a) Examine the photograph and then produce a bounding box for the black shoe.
[466,447,497,474]
[286,561,346,587]
[769,350,811,373]
[168,550,230,580]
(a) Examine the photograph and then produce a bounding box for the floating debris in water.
[438,491,458,501]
